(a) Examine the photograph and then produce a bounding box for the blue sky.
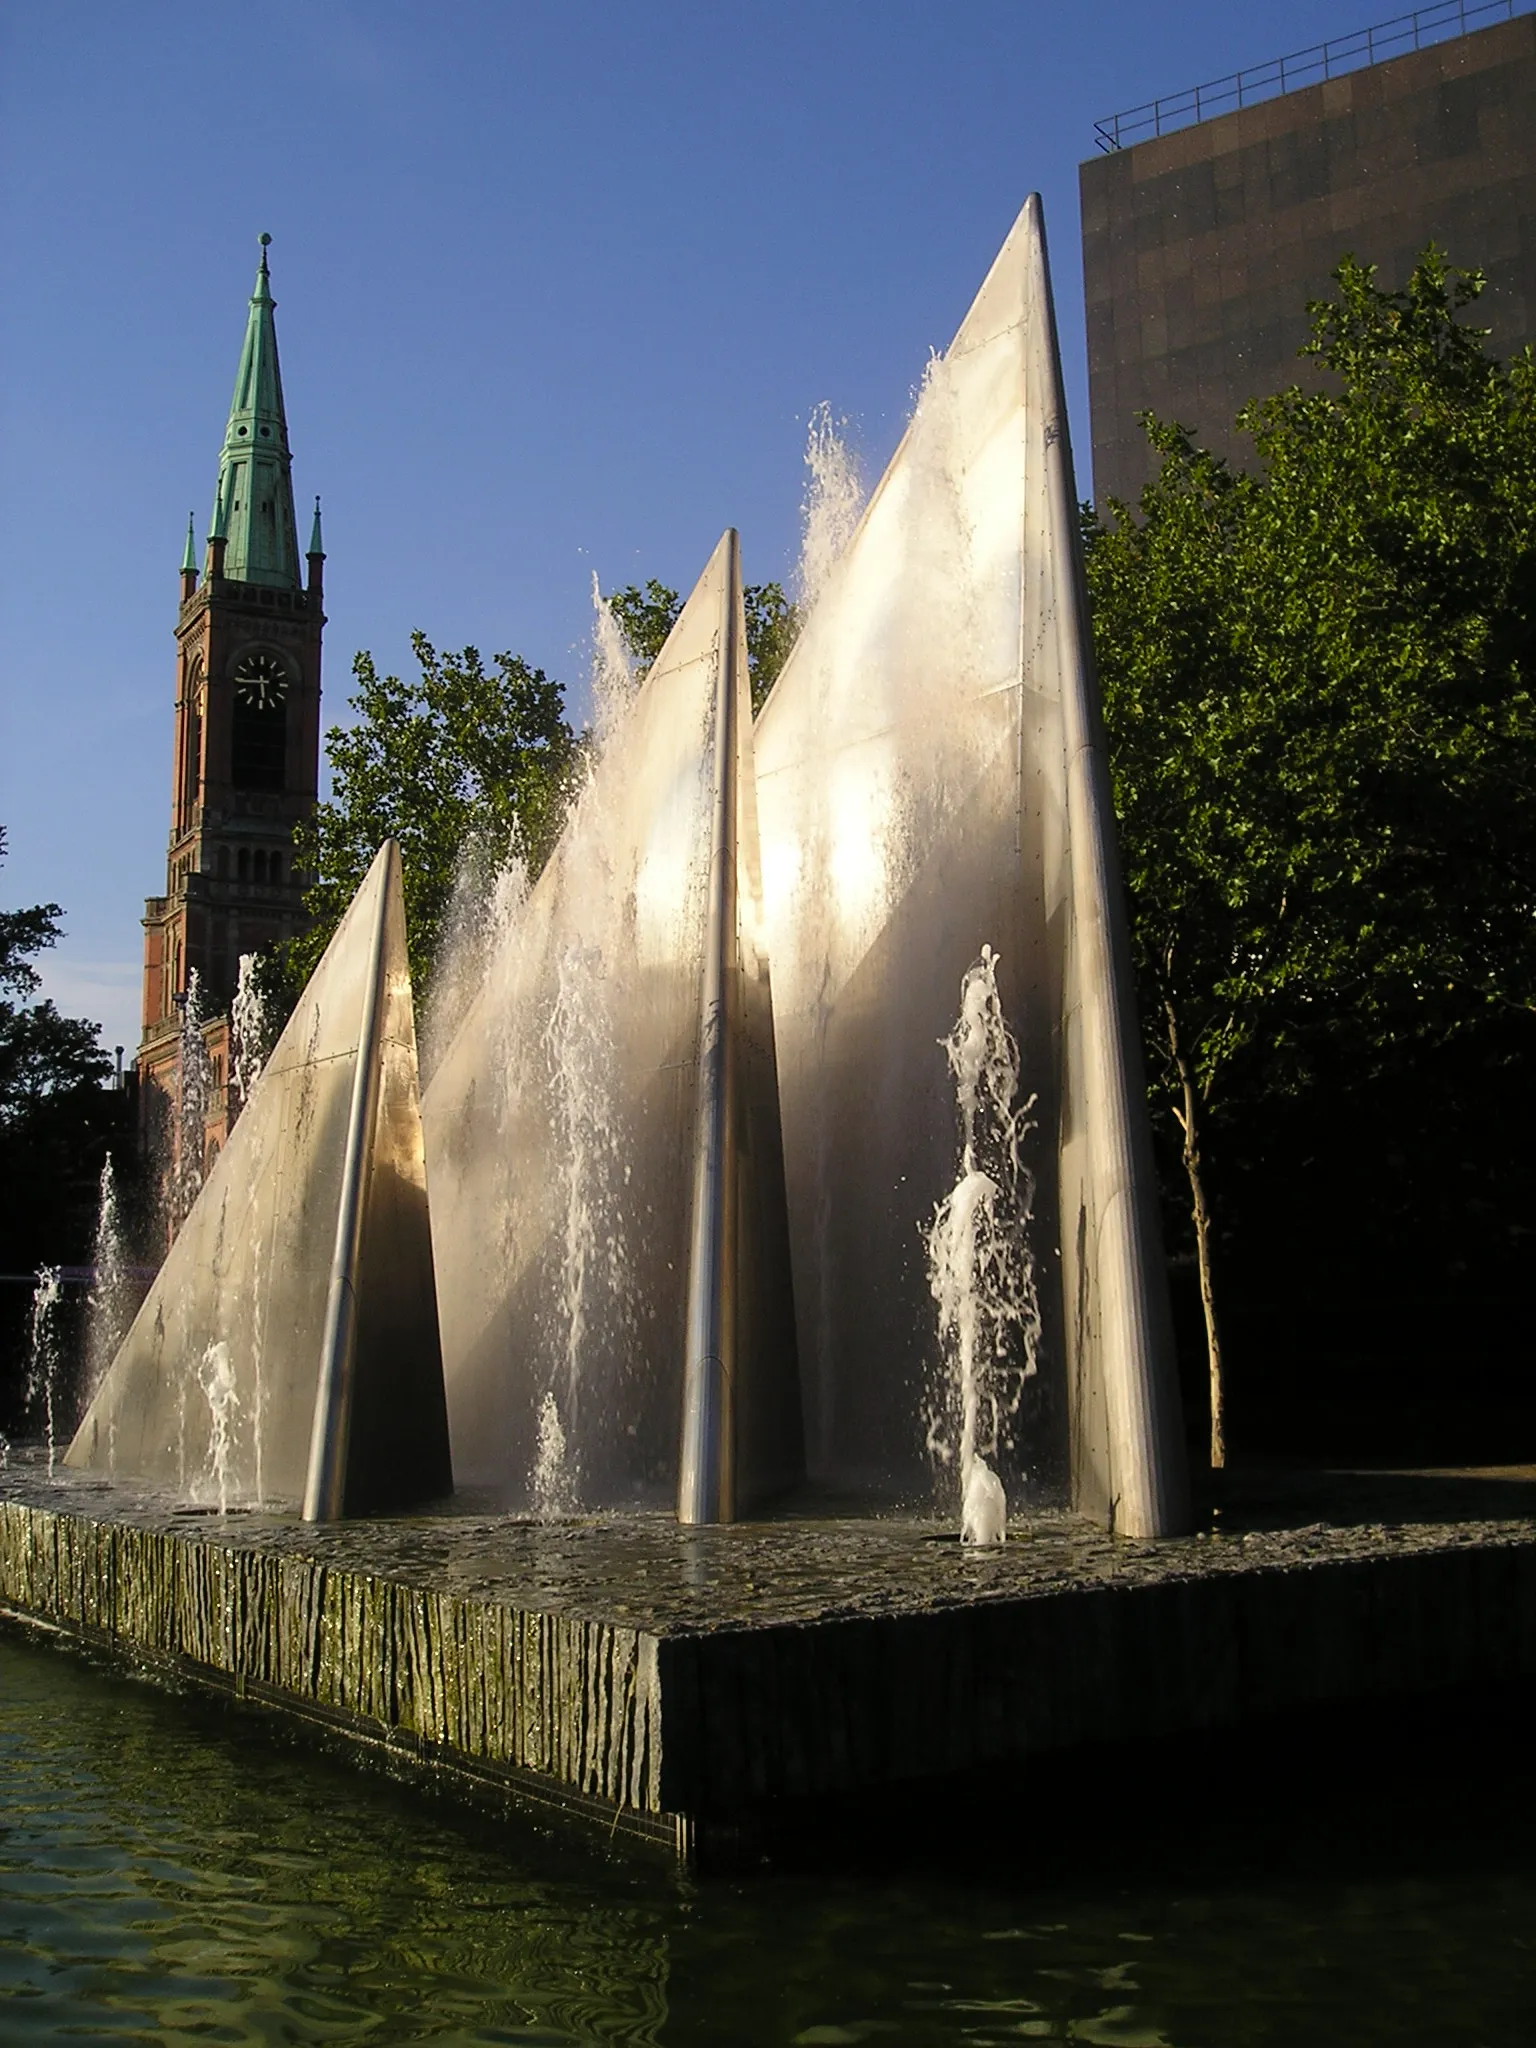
[1,0,1362,1055]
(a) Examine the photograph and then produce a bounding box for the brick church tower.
[138,235,323,1165]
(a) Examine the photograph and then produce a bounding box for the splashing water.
[424,571,635,1087]
[230,954,271,1114]
[961,1455,1007,1546]
[420,570,654,1505]
[424,841,530,1084]
[531,1389,577,1520]
[589,572,639,747]
[796,401,864,614]
[925,946,1041,1544]
[536,597,648,1447]
[173,970,215,1230]
[24,1268,65,1475]
[196,1340,240,1515]
[542,936,629,1456]
[85,1157,134,1400]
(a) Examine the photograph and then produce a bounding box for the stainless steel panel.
[753,196,1186,1535]
[303,841,392,1520]
[423,533,799,1515]
[676,533,744,1525]
[66,841,450,1516]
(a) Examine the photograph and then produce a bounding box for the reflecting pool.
[2,1631,1533,2045]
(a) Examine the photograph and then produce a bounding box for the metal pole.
[303,840,394,1522]
[1025,197,1189,1540]
[677,535,742,1525]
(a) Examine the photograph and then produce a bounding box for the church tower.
[138,235,324,1157]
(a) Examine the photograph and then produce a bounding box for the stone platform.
[2,1458,1534,1862]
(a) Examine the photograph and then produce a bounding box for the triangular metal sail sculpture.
[753,195,1188,1537]
[422,530,800,1519]
[67,841,452,1519]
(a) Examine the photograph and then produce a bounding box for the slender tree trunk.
[1165,1002,1226,1470]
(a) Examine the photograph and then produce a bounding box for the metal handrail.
[1093,0,1530,150]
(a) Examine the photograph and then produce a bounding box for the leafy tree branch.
[1087,247,1536,1466]
[286,635,576,996]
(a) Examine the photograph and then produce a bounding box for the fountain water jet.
[589,571,640,744]
[796,403,864,615]
[84,1157,136,1406]
[23,1268,64,1475]
[196,1339,240,1514]
[423,844,530,1088]
[927,946,1040,1544]
[531,1387,578,1519]
[230,953,272,1116]
[173,971,215,1230]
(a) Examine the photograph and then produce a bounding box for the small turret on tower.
[306,495,325,603]
[205,482,228,582]
[180,513,198,602]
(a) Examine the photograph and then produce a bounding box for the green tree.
[0,829,120,1390]
[606,578,800,712]
[743,581,800,708]
[287,634,576,993]
[1086,250,1536,1466]
[0,829,111,1122]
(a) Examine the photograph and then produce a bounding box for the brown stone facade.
[1080,12,1536,506]
[138,552,323,1174]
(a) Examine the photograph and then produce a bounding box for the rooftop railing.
[1093,0,1531,151]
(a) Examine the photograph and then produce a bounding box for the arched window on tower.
[253,849,267,885]
[238,847,251,882]
[231,649,290,791]
[269,851,283,886]
[217,846,230,879]
[180,661,204,829]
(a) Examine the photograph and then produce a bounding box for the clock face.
[233,650,290,710]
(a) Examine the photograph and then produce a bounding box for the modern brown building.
[1080,6,1536,505]
[139,236,323,1177]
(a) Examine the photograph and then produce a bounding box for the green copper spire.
[181,512,197,575]
[210,233,301,588]
[308,494,324,557]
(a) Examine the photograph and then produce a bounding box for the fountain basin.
[3,1460,1534,1863]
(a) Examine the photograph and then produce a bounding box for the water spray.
[926,946,1041,1544]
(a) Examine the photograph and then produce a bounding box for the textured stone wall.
[1081,13,1536,505]
[658,1537,1536,1814]
[0,1500,667,1837]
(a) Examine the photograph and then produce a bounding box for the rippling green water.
[3,1631,1534,2045]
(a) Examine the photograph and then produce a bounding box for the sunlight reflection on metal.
[754,195,1188,1537]
[422,534,800,1518]
[66,842,451,1516]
